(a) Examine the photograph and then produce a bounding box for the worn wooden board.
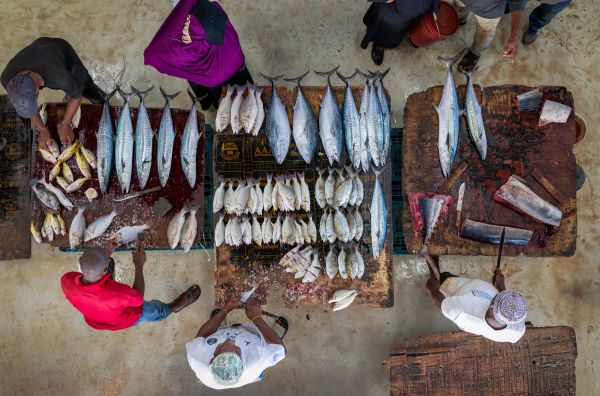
[387,326,577,395]
[0,96,32,260]
[214,85,393,308]
[31,101,205,250]
[402,85,577,256]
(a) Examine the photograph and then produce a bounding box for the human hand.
[224,292,240,312]
[502,38,518,64]
[426,276,440,293]
[37,126,52,151]
[492,268,505,286]
[132,239,146,267]
[58,122,74,146]
[104,239,116,255]
[244,297,262,320]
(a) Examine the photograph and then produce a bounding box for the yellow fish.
[75,150,92,178]
[57,140,80,163]
[66,177,91,193]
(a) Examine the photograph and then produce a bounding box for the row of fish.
[315,166,363,209]
[30,212,66,243]
[167,207,199,252]
[325,244,365,280]
[328,289,358,311]
[279,245,321,284]
[216,84,265,135]
[318,207,364,244]
[96,86,201,195]
[436,49,488,177]
[213,172,311,215]
[215,214,318,247]
[69,207,147,248]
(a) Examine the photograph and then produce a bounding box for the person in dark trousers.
[144,0,252,110]
[1,37,106,150]
[523,0,573,44]
[361,0,437,65]
[61,240,201,331]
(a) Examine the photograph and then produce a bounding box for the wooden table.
[402,85,577,256]
[386,326,577,395]
[32,101,205,250]
[214,85,394,308]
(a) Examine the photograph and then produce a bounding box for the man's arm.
[196,294,240,338]
[31,112,52,150]
[503,9,524,63]
[131,240,145,296]
[426,276,445,309]
[492,269,506,291]
[57,97,79,145]
[245,298,284,347]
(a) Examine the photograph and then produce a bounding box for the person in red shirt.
[61,240,201,331]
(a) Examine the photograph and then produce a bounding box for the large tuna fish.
[157,87,180,187]
[337,70,361,169]
[133,85,154,189]
[97,89,117,194]
[261,73,291,164]
[285,71,318,164]
[370,167,387,258]
[315,67,343,165]
[460,219,532,245]
[459,68,487,160]
[114,88,135,193]
[181,90,202,188]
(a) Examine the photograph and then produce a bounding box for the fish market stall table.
[402,85,577,256]
[31,102,205,250]
[214,85,394,308]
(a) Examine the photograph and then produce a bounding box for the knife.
[496,226,506,271]
[455,182,465,231]
[113,186,162,202]
[240,286,258,304]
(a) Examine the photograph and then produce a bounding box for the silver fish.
[419,197,445,243]
[167,207,188,249]
[29,177,60,211]
[371,167,387,258]
[315,67,343,166]
[37,175,74,210]
[181,90,202,188]
[374,68,391,165]
[157,87,180,188]
[315,168,327,209]
[133,85,154,190]
[332,290,358,311]
[326,247,338,279]
[114,88,135,193]
[460,68,487,160]
[358,72,371,173]
[460,219,533,245]
[364,73,384,168]
[250,87,265,136]
[261,74,291,164]
[215,214,225,247]
[97,89,118,194]
[285,71,318,164]
[240,83,258,133]
[337,70,361,169]
[84,210,117,242]
[230,85,244,134]
[180,209,198,252]
[216,85,234,133]
[324,168,336,207]
[110,224,149,245]
[435,49,465,177]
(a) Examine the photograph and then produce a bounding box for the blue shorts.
[132,300,171,326]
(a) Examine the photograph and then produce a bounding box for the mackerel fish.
[96,89,117,194]
[285,71,318,164]
[114,88,135,193]
[370,167,387,259]
[181,90,202,188]
[358,73,370,173]
[157,87,180,187]
[419,197,444,243]
[133,85,154,189]
[459,68,487,160]
[363,73,384,168]
[315,67,343,166]
[374,68,391,164]
[260,73,291,164]
[337,71,361,170]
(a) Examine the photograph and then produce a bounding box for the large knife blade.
[455,182,466,231]
[113,186,162,202]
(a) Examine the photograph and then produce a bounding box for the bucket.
[409,2,459,48]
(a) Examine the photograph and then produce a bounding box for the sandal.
[262,311,289,339]
[170,285,201,313]
[458,50,480,73]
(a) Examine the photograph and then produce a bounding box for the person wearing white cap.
[422,247,527,343]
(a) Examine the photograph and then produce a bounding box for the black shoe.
[522,28,538,45]
[371,46,384,66]
[82,80,106,104]
[457,50,480,73]
[576,164,586,191]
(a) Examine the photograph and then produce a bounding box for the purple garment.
[144,0,244,87]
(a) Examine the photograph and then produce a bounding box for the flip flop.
[171,285,201,313]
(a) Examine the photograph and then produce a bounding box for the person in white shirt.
[421,247,528,343]
[186,293,286,389]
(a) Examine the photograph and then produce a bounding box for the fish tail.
[117,86,134,102]
[373,164,387,178]
[314,66,340,81]
[159,86,181,103]
[132,85,154,100]
[187,88,202,104]
[437,48,467,69]
[104,88,118,103]
[259,73,284,86]
[379,67,390,82]
[335,70,357,85]
[284,70,310,85]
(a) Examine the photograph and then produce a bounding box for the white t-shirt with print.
[186,323,285,389]
[440,277,525,343]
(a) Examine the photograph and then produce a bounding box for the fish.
[282,215,294,245]
[337,248,348,279]
[354,175,364,206]
[47,138,60,158]
[301,251,321,283]
[66,177,91,193]
[75,150,92,178]
[110,224,149,245]
[230,85,244,134]
[315,67,343,165]
[262,215,273,244]
[334,209,350,242]
[319,208,328,241]
[285,71,318,164]
[157,87,180,188]
[224,217,232,245]
[39,103,48,126]
[215,214,225,247]
[167,207,188,249]
[29,178,60,211]
[337,70,361,168]
[133,85,154,189]
[263,174,273,212]
[230,179,253,215]
[30,221,43,243]
[347,247,358,279]
[459,68,487,160]
[240,83,258,133]
[97,89,118,194]
[275,175,295,211]
[271,178,280,211]
[84,210,117,242]
[180,209,198,252]
[49,161,62,182]
[38,147,57,164]
[374,68,391,165]
[255,182,264,215]
[354,246,365,278]
[49,213,61,235]
[332,290,358,311]
[325,168,336,207]
[56,214,67,236]
[229,216,242,246]
[333,167,355,209]
[363,73,384,168]
[460,219,533,245]
[315,168,327,209]
[326,209,336,243]
[419,197,445,243]
[224,180,234,213]
[370,167,387,258]
[69,207,86,248]
[250,87,265,136]
[61,162,74,184]
[241,216,252,245]
[328,289,356,304]
[354,209,364,241]
[345,209,357,241]
[79,145,97,170]
[435,49,465,177]
[307,215,317,243]
[261,74,291,164]
[216,85,234,133]
[43,212,54,242]
[213,178,226,213]
[252,215,262,245]
[38,176,75,210]
[181,89,202,188]
[326,247,338,279]
[246,179,258,214]
[57,140,80,163]
[298,172,310,212]
[291,174,302,210]
[493,175,562,227]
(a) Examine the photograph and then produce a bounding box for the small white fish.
[299,219,310,244]
[84,210,117,242]
[180,209,198,252]
[338,248,348,279]
[216,85,235,133]
[271,178,280,211]
[272,214,282,243]
[298,172,310,212]
[354,209,364,241]
[230,216,242,246]
[355,175,364,206]
[291,173,302,211]
[293,219,304,245]
[307,215,317,243]
[246,179,258,214]
[282,215,294,244]
[241,216,252,245]
[252,215,262,245]
[250,87,265,136]
[326,247,337,279]
[215,214,225,247]
[230,85,244,134]
[213,178,226,213]
[328,289,356,304]
[315,168,326,209]
[261,215,273,244]
[319,209,328,242]
[326,210,336,243]
[110,224,149,245]
[167,207,188,249]
[354,246,365,279]
[263,174,273,212]
[240,83,258,133]
[224,217,232,245]
[334,209,350,242]
[224,180,234,213]
[324,168,336,207]
[230,180,251,215]
[276,176,295,211]
[332,291,358,311]
[345,209,357,241]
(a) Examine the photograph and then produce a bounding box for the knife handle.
[455,211,462,231]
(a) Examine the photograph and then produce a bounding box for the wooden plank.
[0,95,32,260]
[402,85,577,256]
[31,102,205,250]
[214,85,393,308]
[531,167,566,204]
[387,326,577,396]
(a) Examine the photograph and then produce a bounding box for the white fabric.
[186,323,285,389]
[440,277,525,343]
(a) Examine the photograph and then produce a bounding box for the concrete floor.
[0,0,599,395]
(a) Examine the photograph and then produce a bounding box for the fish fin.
[104,88,118,103]
[187,88,198,104]
[432,104,440,114]
[132,84,154,101]
[159,86,181,103]
[437,48,467,69]
[379,67,391,82]
[117,87,134,102]
[335,70,358,85]
[183,157,189,167]
[355,68,370,80]
[314,66,340,82]
[259,73,284,87]
[284,70,310,85]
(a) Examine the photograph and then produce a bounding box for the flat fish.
[261,74,291,164]
[419,197,445,243]
[240,83,258,133]
[460,68,487,160]
[133,85,154,189]
[181,90,202,188]
[286,71,318,164]
[326,247,338,279]
[332,290,358,311]
[263,174,273,212]
[215,214,225,247]
[460,219,533,245]
[68,207,86,248]
[315,168,326,209]
[167,207,188,249]
[315,67,343,165]
[216,85,234,133]
[157,87,180,188]
[251,87,265,136]
[114,88,135,193]
[180,209,198,252]
[230,85,244,134]
[84,210,117,242]
[337,70,361,169]
[97,89,118,194]
[29,178,60,210]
